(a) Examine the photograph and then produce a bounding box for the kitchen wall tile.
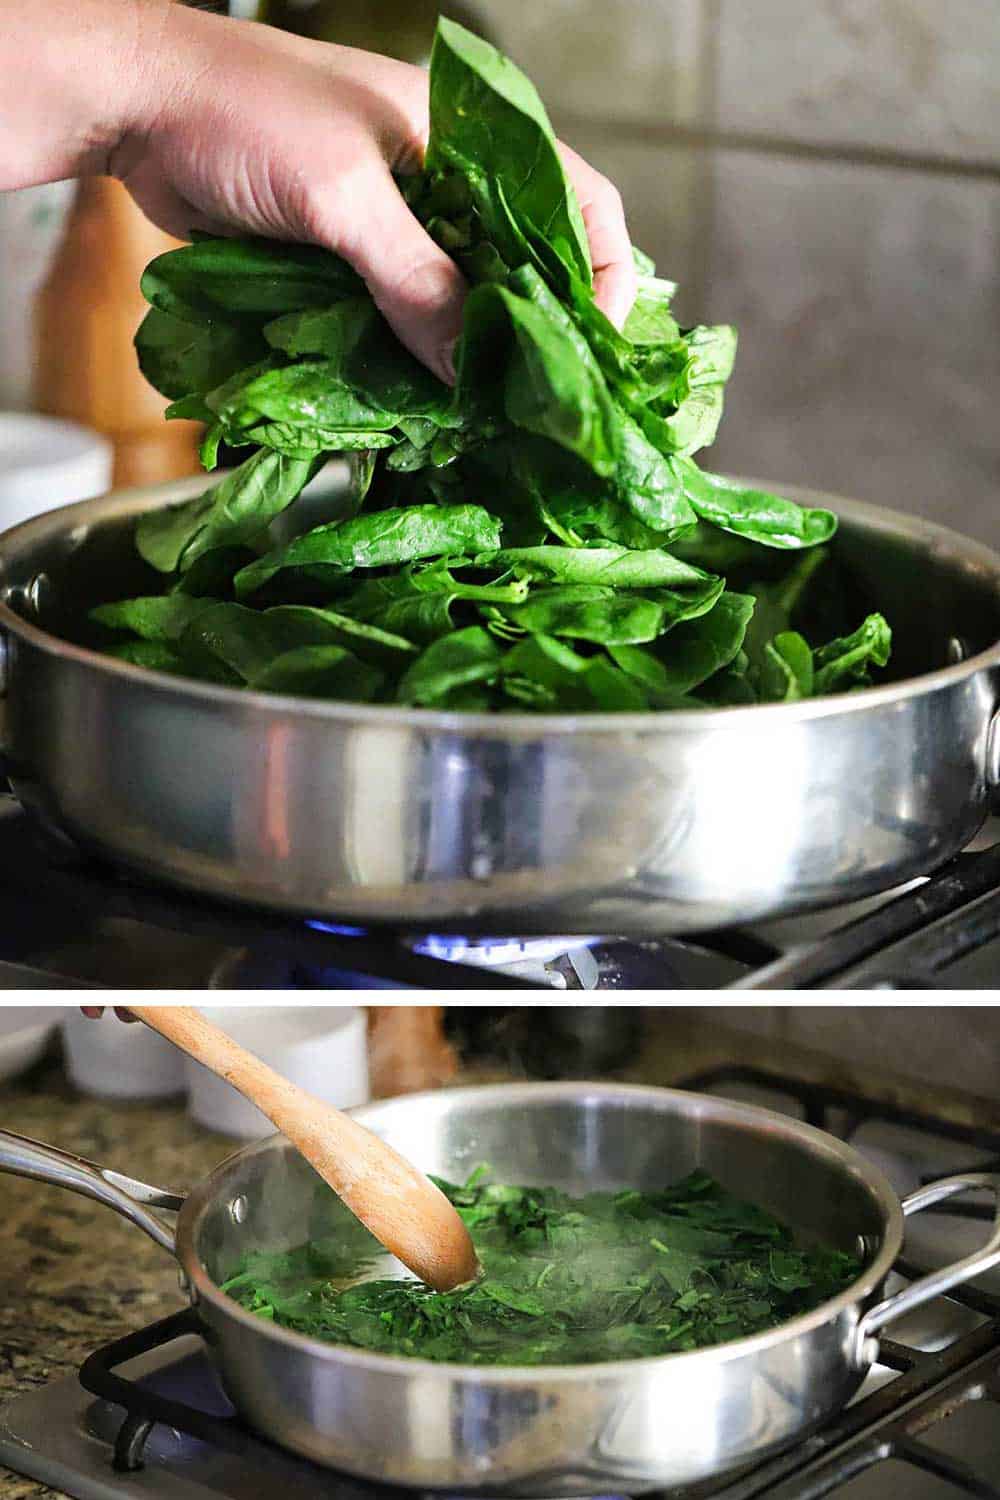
[474,0,707,127]
[706,1008,1000,1103]
[556,138,712,324]
[703,151,1000,544]
[715,0,1000,162]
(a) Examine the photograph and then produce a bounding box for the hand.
[81,1008,136,1021]
[110,6,637,382]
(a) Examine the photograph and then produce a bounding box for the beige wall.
[473,1,1000,542]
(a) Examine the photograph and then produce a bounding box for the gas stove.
[2,794,1000,989]
[2,1070,1000,1499]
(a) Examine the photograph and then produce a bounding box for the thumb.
[328,168,466,386]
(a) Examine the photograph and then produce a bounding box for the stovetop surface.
[3,1071,1000,1499]
[2,796,1000,989]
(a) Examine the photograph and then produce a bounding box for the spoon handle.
[129,1006,479,1291]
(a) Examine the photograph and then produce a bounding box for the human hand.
[81,1008,137,1021]
[109,6,636,382]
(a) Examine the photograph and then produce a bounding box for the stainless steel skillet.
[2,477,1000,934]
[1,1082,999,1494]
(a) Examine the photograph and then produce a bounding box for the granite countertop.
[0,1051,235,1500]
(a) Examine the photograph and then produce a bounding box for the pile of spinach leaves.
[92,17,891,713]
[220,1167,861,1365]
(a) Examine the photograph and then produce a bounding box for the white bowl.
[0,1008,57,1081]
[0,412,112,533]
[62,1011,187,1100]
[186,1007,369,1139]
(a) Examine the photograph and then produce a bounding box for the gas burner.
[408,933,603,988]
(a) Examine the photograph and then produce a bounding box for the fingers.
[80,1008,137,1022]
[320,166,467,386]
[559,143,637,330]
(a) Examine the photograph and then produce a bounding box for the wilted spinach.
[93,17,891,712]
[220,1167,862,1366]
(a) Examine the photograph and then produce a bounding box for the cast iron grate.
[77,1070,1000,1497]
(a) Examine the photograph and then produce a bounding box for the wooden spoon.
[130,1006,479,1292]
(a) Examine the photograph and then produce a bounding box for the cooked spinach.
[220,1168,862,1366]
[97,18,892,712]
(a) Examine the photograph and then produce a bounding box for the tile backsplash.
[473,0,999,542]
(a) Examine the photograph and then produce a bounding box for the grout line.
[553,115,1000,185]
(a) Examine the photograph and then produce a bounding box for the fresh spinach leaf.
[234,504,503,597]
[427,18,591,285]
[140,238,362,325]
[813,614,891,694]
[396,625,503,705]
[612,591,756,696]
[136,449,321,574]
[500,585,671,646]
[488,544,714,591]
[135,308,267,402]
[759,631,815,702]
[675,459,837,549]
[252,645,385,702]
[91,594,220,643]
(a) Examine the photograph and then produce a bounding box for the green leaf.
[136,449,320,574]
[582,655,654,710]
[135,308,267,402]
[458,279,619,476]
[675,459,837,549]
[613,413,698,535]
[171,546,259,599]
[263,298,451,418]
[252,645,385,702]
[234,504,503,597]
[481,1284,545,1315]
[488,545,715,591]
[103,639,188,676]
[813,614,892,695]
[207,359,405,435]
[623,277,680,347]
[759,631,815,702]
[140,237,362,325]
[613,591,756,696]
[500,633,590,709]
[90,594,220,643]
[501,585,671,646]
[427,18,591,285]
[338,563,527,647]
[396,625,503,705]
[179,602,415,684]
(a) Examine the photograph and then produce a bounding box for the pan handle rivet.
[26,573,51,617]
[230,1194,248,1224]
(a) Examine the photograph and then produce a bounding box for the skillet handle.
[853,1172,1000,1367]
[0,1128,184,1254]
